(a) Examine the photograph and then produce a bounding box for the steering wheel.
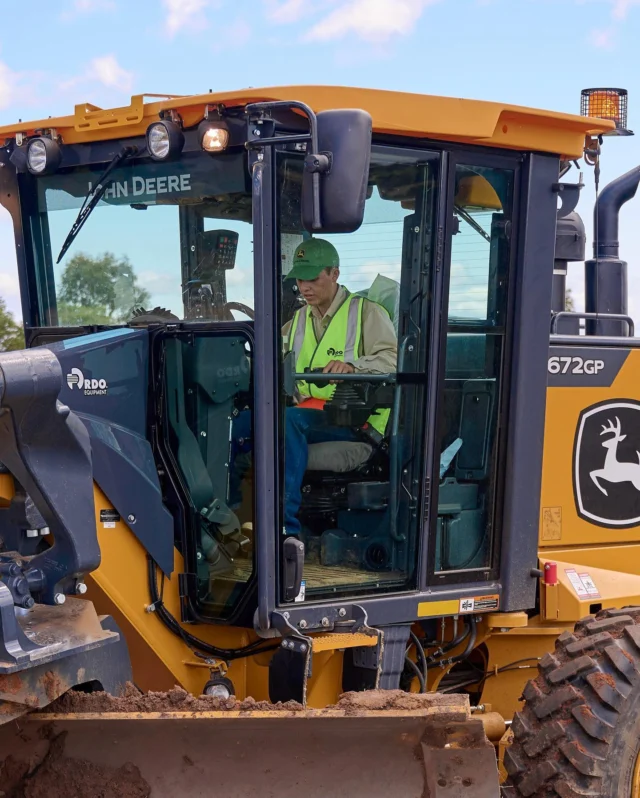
[223,302,255,321]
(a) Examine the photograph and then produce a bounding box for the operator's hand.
[323,360,355,383]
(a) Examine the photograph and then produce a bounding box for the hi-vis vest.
[288,292,391,438]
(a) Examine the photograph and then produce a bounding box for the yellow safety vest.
[288,292,391,438]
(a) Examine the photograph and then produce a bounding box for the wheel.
[506,607,640,797]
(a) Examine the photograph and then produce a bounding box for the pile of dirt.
[45,682,305,714]
[332,689,469,717]
[1,730,150,798]
[45,684,469,718]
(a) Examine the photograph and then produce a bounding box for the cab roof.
[0,85,614,159]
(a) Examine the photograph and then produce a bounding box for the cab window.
[432,164,514,577]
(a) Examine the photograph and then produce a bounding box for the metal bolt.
[23,596,35,609]
[26,529,38,538]
[145,603,156,613]
[127,514,136,524]
[196,551,203,561]
[338,608,347,617]
[299,643,307,653]
[281,640,288,648]
[75,582,88,595]
[500,627,509,633]
[200,431,207,437]
[53,593,66,605]
[283,611,290,619]
[40,527,50,536]
[407,345,414,352]
[299,619,308,629]
[257,152,264,161]
[413,226,420,233]
[321,617,330,627]
[253,128,261,136]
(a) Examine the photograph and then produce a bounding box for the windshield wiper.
[454,203,491,243]
[56,145,138,264]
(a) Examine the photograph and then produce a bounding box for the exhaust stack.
[585,165,640,335]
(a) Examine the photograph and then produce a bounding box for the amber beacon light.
[581,88,633,135]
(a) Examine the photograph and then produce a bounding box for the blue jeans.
[231,408,358,535]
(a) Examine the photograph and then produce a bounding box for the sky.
[0,0,639,322]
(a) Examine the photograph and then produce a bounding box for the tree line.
[0,252,150,350]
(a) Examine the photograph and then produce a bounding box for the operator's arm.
[352,302,397,374]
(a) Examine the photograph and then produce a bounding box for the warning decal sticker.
[459,595,500,614]
[565,568,601,599]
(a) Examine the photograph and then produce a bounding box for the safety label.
[565,568,600,599]
[100,508,120,528]
[459,595,499,614]
[294,580,306,603]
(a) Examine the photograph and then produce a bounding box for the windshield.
[27,150,254,326]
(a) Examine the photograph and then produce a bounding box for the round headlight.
[146,120,184,161]
[203,676,235,699]
[26,137,62,175]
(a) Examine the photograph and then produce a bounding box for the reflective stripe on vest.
[288,294,390,438]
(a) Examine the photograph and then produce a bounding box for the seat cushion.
[307,441,373,472]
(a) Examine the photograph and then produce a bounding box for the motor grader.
[0,83,638,796]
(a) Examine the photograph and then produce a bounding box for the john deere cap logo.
[574,399,640,528]
[297,249,305,258]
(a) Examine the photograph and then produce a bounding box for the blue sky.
[0,0,639,320]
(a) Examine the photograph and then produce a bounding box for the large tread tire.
[506,607,640,797]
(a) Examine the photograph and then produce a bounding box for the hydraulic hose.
[147,557,277,661]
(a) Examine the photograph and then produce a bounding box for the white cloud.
[588,26,615,47]
[73,0,115,11]
[88,55,133,92]
[61,0,115,20]
[305,0,439,42]
[611,0,640,18]
[163,0,210,36]
[264,0,307,23]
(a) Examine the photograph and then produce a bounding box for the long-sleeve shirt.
[282,285,397,374]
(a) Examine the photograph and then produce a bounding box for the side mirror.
[302,109,372,234]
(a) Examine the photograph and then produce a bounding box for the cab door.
[267,144,441,615]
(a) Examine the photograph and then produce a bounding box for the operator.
[232,238,397,537]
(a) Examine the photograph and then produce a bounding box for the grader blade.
[0,691,500,797]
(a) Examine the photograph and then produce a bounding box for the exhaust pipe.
[585,165,640,335]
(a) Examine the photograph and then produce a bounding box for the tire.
[505,607,640,797]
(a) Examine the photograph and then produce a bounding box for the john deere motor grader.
[0,84,639,796]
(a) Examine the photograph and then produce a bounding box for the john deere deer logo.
[590,417,640,496]
[574,400,640,528]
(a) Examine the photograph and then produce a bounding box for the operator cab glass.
[27,151,254,325]
[274,148,439,601]
[432,164,513,577]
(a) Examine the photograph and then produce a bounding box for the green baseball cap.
[288,238,339,280]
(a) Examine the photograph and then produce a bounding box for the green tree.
[58,252,150,326]
[0,297,24,352]
[565,287,575,311]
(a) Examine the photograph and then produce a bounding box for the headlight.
[146,120,184,161]
[198,119,230,152]
[26,137,62,175]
